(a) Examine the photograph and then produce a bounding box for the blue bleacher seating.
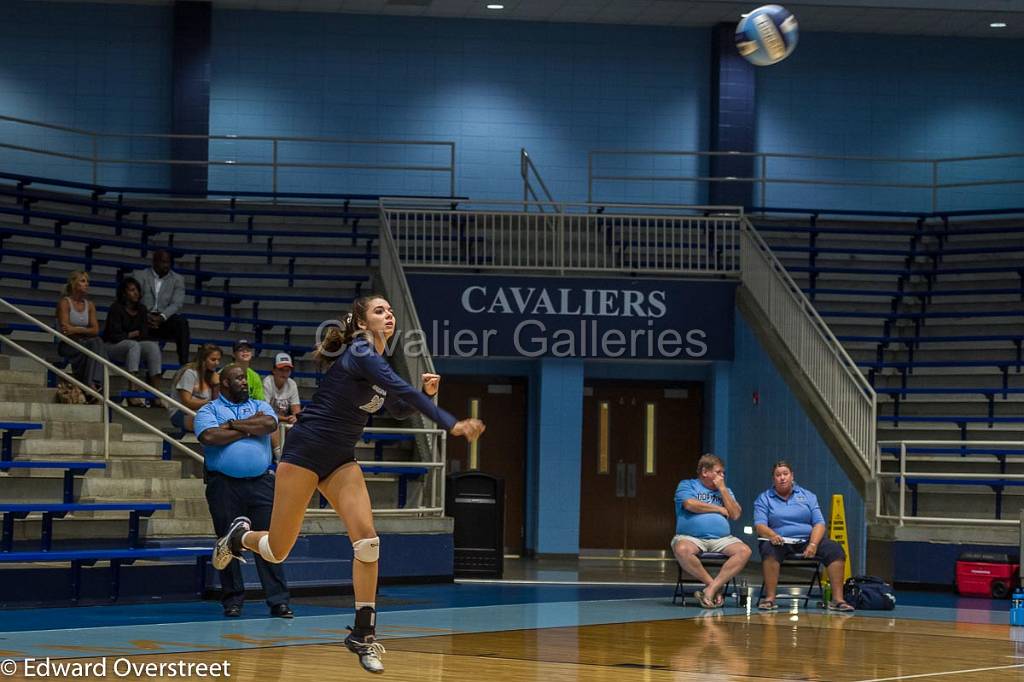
[0,422,44,460]
[897,476,1024,519]
[0,502,172,551]
[0,546,211,602]
[0,460,105,503]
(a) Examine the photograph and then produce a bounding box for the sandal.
[758,598,778,611]
[694,590,717,609]
[827,601,855,612]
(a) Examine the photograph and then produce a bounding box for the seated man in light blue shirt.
[672,453,751,608]
[195,363,292,619]
[752,460,852,612]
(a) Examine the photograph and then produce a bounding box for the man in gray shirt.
[133,249,191,366]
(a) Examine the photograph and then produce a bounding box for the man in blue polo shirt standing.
[195,363,292,619]
[672,453,751,608]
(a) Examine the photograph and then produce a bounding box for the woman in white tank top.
[55,270,108,398]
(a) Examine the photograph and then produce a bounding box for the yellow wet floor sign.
[823,494,853,588]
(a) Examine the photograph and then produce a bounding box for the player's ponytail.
[314,294,385,368]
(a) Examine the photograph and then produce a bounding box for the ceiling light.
[487,3,505,9]
[990,22,1007,28]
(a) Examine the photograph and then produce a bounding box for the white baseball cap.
[274,352,293,368]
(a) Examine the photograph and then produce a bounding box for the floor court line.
[0,597,1009,654]
[853,663,1024,682]
[0,597,699,659]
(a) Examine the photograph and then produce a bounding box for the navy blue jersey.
[285,338,456,460]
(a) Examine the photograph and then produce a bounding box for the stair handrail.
[376,200,446,490]
[739,218,877,469]
[0,297,202,463]
[520,148,561,214]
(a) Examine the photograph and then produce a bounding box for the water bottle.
[823,581,832,606]
[1011,587,1024,627]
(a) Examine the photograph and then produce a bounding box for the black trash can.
[445,472,504,578]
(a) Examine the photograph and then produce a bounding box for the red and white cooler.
[954,552,1020,599]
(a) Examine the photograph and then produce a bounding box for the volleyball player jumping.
[212,295,485,673]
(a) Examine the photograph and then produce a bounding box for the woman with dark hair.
[753,460,854,612]
[167,343,222,432]
[212,294,484,674]
[55,270,107,397]
[104,277,163,406]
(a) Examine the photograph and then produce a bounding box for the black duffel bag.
[843,575,896,610]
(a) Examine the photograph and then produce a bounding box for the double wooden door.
[579,382,704,551]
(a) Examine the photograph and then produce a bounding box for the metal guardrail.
[350,427,447,517]
[739,219,877,469]
[588,148,1024,212]
[875,439,1024,527]
[0,113,457,197]
[0,297,202,462]
[382,198,743,276]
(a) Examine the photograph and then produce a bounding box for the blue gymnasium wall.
[756,32,1024,213]
[1,2,1022,210]
[0,1,172,187]
[208,11,709,201]
[725,314,866,573]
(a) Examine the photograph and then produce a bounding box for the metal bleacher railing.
[587,148,1024,212]
[0,113,456,198]
[0,297,201,462]
[381,198,743,275]
[875,439,1024,526]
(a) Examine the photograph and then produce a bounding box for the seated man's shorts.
[758,537,845,565]
[671,534,744,554]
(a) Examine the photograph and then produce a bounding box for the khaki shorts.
[671,534,743,554]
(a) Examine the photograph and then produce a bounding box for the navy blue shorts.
[279,447,356,481]
[758,537,845,565]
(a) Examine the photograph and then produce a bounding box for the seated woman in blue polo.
[752,460,854,612]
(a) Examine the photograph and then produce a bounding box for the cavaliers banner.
[404,274,735,360]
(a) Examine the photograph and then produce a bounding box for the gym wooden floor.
[14,611,1022,681]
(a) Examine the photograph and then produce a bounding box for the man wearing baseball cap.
[263,352,301,460]
[263,352,301,425]
[232,339,265,402]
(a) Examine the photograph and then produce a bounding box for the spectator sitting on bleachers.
[103,277,163,407]
[231,339,265,401]
[263,353,301,425]
[753,460,854,612]
[263,351,301,459]
[167,343,222,433]
[55,270,107,399]
[672,453,751,608]
[134,249,191,366]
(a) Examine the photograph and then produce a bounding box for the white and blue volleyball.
[735,5,798,66]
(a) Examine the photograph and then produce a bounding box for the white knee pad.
[352,536,380,563]
[258,534,288,563]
